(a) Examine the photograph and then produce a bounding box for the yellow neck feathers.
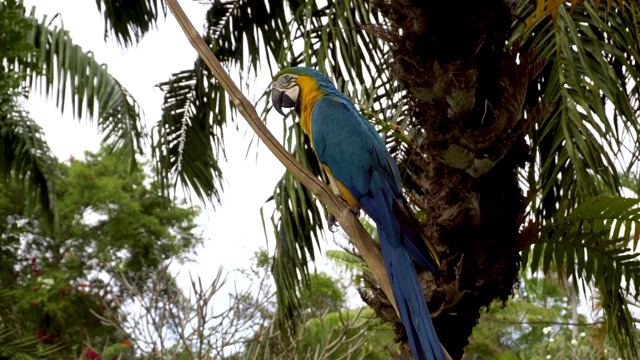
[295,75,324,137]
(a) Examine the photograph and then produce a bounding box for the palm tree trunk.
[369,1,533,358]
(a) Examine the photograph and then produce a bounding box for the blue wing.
[310,96,400,221]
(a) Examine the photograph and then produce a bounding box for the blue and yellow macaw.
[271,67,444,360]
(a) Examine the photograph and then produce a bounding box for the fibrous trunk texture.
[364,1,537,358]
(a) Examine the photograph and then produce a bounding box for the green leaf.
[94,0,166,46]
[21,8,146,170]
[524,196,640,358]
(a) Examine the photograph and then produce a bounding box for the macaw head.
[271,69,300,116]
[271,67,330,116]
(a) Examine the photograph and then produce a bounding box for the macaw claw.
[328,195,360,232]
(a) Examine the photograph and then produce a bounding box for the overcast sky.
[22,0,344,301]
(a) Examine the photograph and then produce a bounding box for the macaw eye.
[282,75,290,82]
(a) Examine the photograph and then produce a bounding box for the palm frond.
[598,286,637,360]
[523,196,640,357]
[202,0,294,74]
[516,1,640,220]
[20,8,146,169]
[263,0,399,333]
[0,107,58,228]
[268,123,326,334]
[326,249,369,275]
[0,288,64,358]
[0,325,63,359]
[153,62,226,203]
[94,0,166,46]
[0,1,58,226]
[154,0,398,332]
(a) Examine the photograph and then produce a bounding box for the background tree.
[0,150,202,359]
[236,250,397,360]
[93,249,396,360]
[463,271,640,359]
[15,0,640,358]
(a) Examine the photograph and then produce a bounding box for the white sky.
[23,0,344,301]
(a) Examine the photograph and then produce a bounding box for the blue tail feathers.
[378,220,444,360]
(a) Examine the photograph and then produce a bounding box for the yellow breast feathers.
[295,75,324,138]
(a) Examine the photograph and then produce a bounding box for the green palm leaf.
[153,62,226,202]
[517,1,640,219]
[152,0,398,332]
[262,0,398,333]
[0,288,64,358]
[94,0,166,46]
[523,196,640,358]
[0,0,58,225]
[20,8,146,170]
[0,109,58,227]
[267,123,327,334]
[1,1,147,227]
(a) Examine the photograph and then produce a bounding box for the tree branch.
[163,0,391,313]
[163,1,451,358]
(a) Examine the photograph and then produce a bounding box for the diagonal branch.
[163,0,391,308]
[164,1,451,358]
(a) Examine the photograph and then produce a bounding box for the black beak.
[271,89,296,116]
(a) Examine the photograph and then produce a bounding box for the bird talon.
[335,194,360,217]
[327,213,339,232]
[327,204,359,232]
[347,205,360,217]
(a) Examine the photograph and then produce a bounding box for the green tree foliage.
[71,248,396,360]
[0,150,202,359]
[231,250,398,360]
[464,273,640,360]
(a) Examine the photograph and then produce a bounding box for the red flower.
[32,268,39,275]
[37,332,44,339]
[31,301,38,307]
[60,289,66,296]
[119,339,133,347]
[32,287,38,292]
[31,258,37,265]
[85,348,100,360]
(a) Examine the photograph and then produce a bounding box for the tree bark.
[366,1,538,358]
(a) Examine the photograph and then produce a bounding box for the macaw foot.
[328,195,360,232]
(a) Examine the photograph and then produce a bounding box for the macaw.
[271,67,443,360]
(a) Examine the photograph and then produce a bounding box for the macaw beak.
[271,89,296,116]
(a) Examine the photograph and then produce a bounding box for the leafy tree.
[94,248,394,360]
[464,272,639,359]
[0,150,202,359]
[55,0,640,358]
[232,250,398,360]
